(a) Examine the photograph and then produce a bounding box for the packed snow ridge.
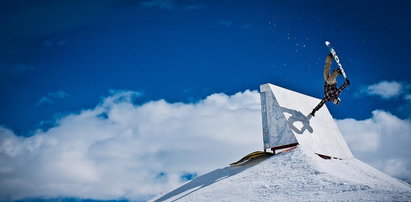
[151,148,411,201]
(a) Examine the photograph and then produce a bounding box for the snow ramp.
[260,83,353,159]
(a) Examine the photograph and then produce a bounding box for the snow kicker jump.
[260,83,353,160]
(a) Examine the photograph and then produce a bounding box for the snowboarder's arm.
[312,98,326,115]
[337,80,349,94]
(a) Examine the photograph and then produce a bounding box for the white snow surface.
[260,83,353,159]
[151,148,411,201]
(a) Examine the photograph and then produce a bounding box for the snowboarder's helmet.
[333,97,341,105]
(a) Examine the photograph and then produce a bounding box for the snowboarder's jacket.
[323,82,348,102]
[312,82,348,113]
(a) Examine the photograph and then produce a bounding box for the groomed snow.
[150,148,411,201]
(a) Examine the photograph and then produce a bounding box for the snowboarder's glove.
[328,52,333,58]
[346,78,350,85]
[333,68,342,75]
[310,109,316,117]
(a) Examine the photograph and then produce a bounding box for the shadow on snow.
[153,155,271,202]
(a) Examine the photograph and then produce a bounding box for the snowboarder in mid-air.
[310,53,350,116]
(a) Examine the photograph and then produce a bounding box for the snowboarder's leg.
[324,53,338,85]
[323,53,332,82]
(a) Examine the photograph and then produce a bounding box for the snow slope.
[150,148,411,201]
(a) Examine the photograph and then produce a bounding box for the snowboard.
[230,146,298,166]
[230,151,273,166]
[325,41,347,79]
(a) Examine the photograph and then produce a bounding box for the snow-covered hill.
[150,148,411,201]
[151,84,410,201]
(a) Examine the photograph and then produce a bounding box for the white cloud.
[363,81,404,99]
[36,90,70,107]
[0,90,262,200]
[3,89,411,200]
[336,110,411,182]
[141,0,174,10]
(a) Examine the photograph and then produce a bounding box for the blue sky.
[0,0,410,200]
[1,0,409,135]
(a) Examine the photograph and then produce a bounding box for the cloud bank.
[0,90,262,200]
[1,89,410,200]
[336,110,411,182]
[360,80,410,100]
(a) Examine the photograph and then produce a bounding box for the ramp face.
[260,83,353,159]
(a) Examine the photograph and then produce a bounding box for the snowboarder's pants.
[323,54,339,85]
